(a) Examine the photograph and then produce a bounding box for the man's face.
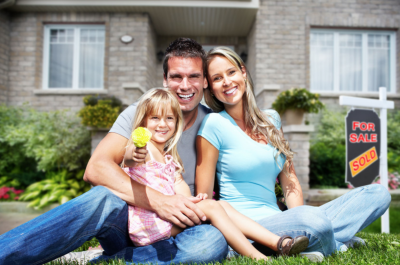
[163,57,208,113]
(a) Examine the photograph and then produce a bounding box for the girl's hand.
[196,193,208,200]
[124,144,148,167]
[132,145,148,163]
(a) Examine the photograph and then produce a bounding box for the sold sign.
[349,146,378,177]
[345,109,380,187]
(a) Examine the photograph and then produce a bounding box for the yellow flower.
[131,127,152,148]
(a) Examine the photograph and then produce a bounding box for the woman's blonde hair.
[127,88,184,174]
[204,47,294,172]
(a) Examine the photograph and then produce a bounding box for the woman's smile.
[224,86,238,95]
[207,55,247,107]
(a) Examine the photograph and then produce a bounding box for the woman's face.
[207,55,247,108]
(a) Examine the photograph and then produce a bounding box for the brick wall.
[7,12,156,111]
[107,13,156,106]
[0,11,9,104]
[249,0,400,110]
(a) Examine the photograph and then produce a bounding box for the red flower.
[3,194,10,199]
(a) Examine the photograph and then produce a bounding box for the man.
[0,38,228,265]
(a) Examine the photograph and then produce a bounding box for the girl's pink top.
[123,153,177,246]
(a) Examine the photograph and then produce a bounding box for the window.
[43,25,105,89]
[310,29,396,93]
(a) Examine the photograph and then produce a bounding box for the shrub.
[19,169,91,209]
[0,105,91,192]
[272,88,324,114]
[4,107,91,172]
[310,142,347,188]
[78,95,122,128]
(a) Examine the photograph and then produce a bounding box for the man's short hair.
[163,38,207,77]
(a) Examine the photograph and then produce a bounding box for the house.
[0,0,399,191]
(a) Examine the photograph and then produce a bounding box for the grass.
[45,207,400,265]
[362,207,400,234]
[45,232,400,265]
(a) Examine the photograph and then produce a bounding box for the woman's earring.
[211,93,215,97]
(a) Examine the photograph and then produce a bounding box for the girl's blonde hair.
[127,88,184,174]
[204,47,294,172]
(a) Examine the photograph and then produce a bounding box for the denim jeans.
[0,186,228,265]
[254,184,391,256]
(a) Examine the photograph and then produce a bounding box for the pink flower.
[14,196,19,200]
[0,187,9,197]
[14,190,24,195]
[3,194,9,199]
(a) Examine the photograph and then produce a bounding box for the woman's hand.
[196,193,208,200]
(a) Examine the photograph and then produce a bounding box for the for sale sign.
[345,109,381,187]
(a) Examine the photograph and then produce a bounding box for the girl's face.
[145,104,177,147]
[207,55,247,108]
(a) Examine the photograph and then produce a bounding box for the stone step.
[306,188,400,207]
[0,202,59,214]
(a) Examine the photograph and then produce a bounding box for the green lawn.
[362,207,400,234]
[46,232,400,265]
[46,208,400,265]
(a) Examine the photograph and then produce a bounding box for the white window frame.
[42,24,105,90]
[310,29,396,94]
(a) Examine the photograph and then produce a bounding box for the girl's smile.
[145,105,176,150]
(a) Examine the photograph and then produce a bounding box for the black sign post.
[345,109,381,188]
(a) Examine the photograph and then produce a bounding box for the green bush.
[310,142,347,188]
[19,169,91,209]
[79,95,122,128]
[0,105,91,192]
[272,88,324,114]
[387,110,400,173]
[4,107,91,172]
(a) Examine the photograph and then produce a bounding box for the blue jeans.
[254,184,391,256]
[0,186,228,265]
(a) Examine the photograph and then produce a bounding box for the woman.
[195,46,391,259]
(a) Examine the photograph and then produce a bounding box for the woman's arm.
[278,127,304,209]
[195,136,219,199]
[278,163,304,209]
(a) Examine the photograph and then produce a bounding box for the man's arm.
[83,132,205,228]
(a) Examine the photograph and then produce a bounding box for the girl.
[122,88,309,260]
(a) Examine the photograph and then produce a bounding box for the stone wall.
[0,11,9,104]
[249,0,400,110]
[7,12,157,111]
[282,125,314,193]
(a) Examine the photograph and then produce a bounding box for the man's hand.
[153,194,206,228]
